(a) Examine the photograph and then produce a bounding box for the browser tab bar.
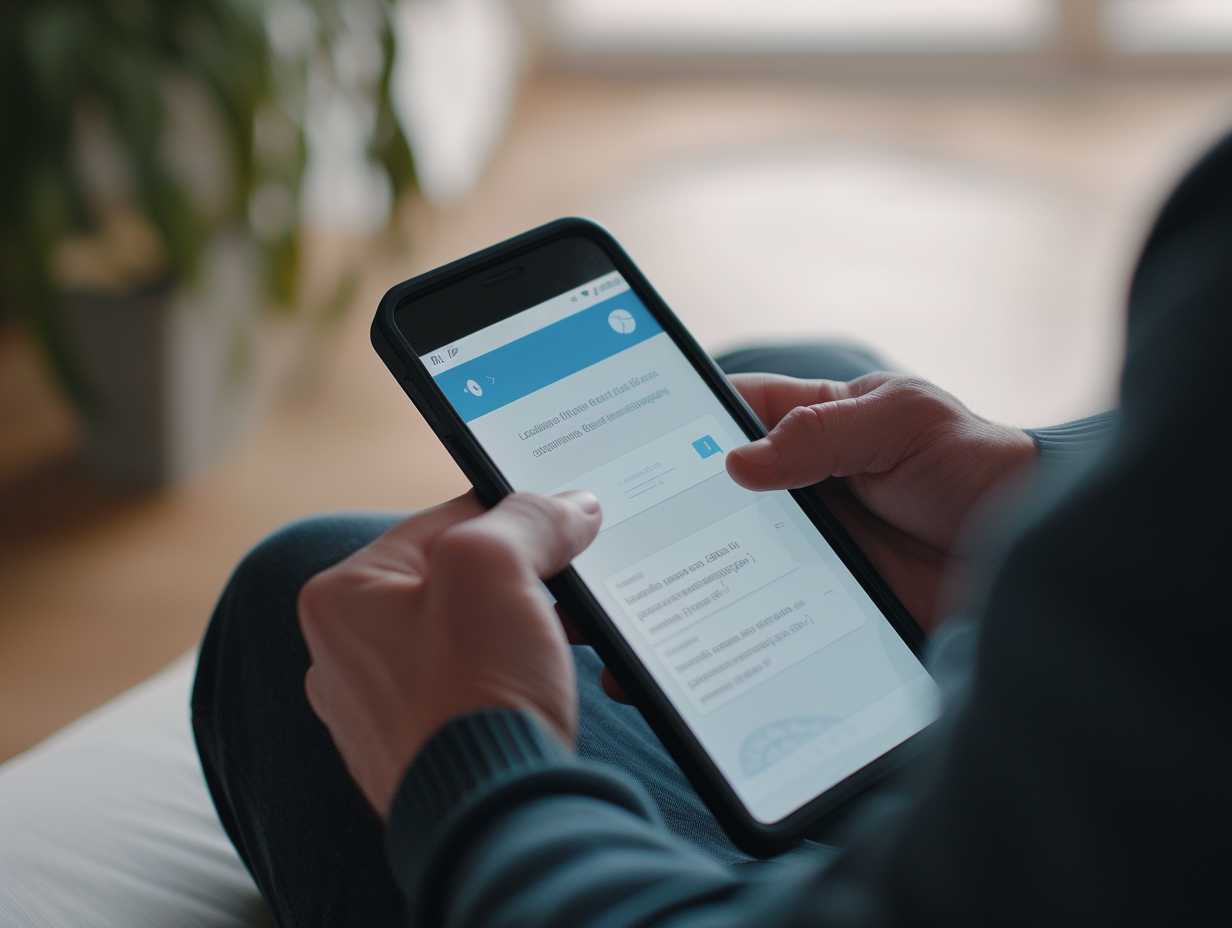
[421,271,627,375]
[434,287,661,421]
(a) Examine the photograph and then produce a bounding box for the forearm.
[439,797,766,927]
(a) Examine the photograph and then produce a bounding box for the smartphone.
[372,218,939,855]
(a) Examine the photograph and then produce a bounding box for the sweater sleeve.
[385,709,680,926]
[1025,412,1117,464]
[384,707,836,927]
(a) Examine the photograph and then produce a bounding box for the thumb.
[729,371,892,428]
[434,491,602,582]
[726,381,919,490]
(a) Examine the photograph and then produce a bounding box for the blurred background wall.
[3,0,1231,761]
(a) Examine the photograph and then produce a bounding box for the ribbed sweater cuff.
[1026,412,1117,464]
[386,709,659,922]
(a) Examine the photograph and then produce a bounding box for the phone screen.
[415,253,939,825]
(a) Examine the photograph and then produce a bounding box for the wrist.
[447,674,577,743]
[393,688,575,812]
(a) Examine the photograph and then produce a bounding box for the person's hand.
[726,372,1036,629]
[297,490,601,818]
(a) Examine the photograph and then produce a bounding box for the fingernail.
[558,490,601,515]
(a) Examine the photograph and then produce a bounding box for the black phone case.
[371,217,929,856]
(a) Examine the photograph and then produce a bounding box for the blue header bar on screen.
[432,291,664,421]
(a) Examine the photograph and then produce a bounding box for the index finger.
[433,491,602,583]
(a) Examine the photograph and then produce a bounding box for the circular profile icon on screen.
[608,308,636,335]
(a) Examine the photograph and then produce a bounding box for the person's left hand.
[298,490,601,818]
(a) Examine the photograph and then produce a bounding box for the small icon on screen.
[608,308,636,335]
[465,379,484,397]
[692,435,721,459]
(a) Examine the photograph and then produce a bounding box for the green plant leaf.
[4,0,419,414]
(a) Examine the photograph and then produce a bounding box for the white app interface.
[423,271,939,823]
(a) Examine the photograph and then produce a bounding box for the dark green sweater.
[386,132,1232,925]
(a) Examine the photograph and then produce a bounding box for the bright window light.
[551,0,1055,53]
[1106,0,1232,53]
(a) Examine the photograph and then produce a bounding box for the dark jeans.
[192,342,888,927]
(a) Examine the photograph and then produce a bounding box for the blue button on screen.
[692,435,722,459]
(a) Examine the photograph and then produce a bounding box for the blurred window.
[1106,0,1232,53]
[548,0,1232,66]
[553,1,1053,54]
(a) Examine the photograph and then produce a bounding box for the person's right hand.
[725,372,1036,630]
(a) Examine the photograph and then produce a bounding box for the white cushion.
[0,655,270,927]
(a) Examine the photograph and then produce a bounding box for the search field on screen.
[551,415,731,531]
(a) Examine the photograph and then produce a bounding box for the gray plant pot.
[59,236,261,488]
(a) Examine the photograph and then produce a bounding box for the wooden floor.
[3,72,1230,762]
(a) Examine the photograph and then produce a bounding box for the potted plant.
[0,0,416,486]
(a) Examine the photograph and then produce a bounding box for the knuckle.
[806,378,844,403]
[297,568,342,628]
[297,571,327,614]
[865,369,896,380]
[887,375,935,399]
[886,376,950,415]
[433,521,521,576]
[854,370,895,389]
[781,402,828,438]
[503,491,561,525]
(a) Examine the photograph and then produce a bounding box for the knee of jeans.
[714,340,887,382]
[192,515,382,738]
[226,515,364,632]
